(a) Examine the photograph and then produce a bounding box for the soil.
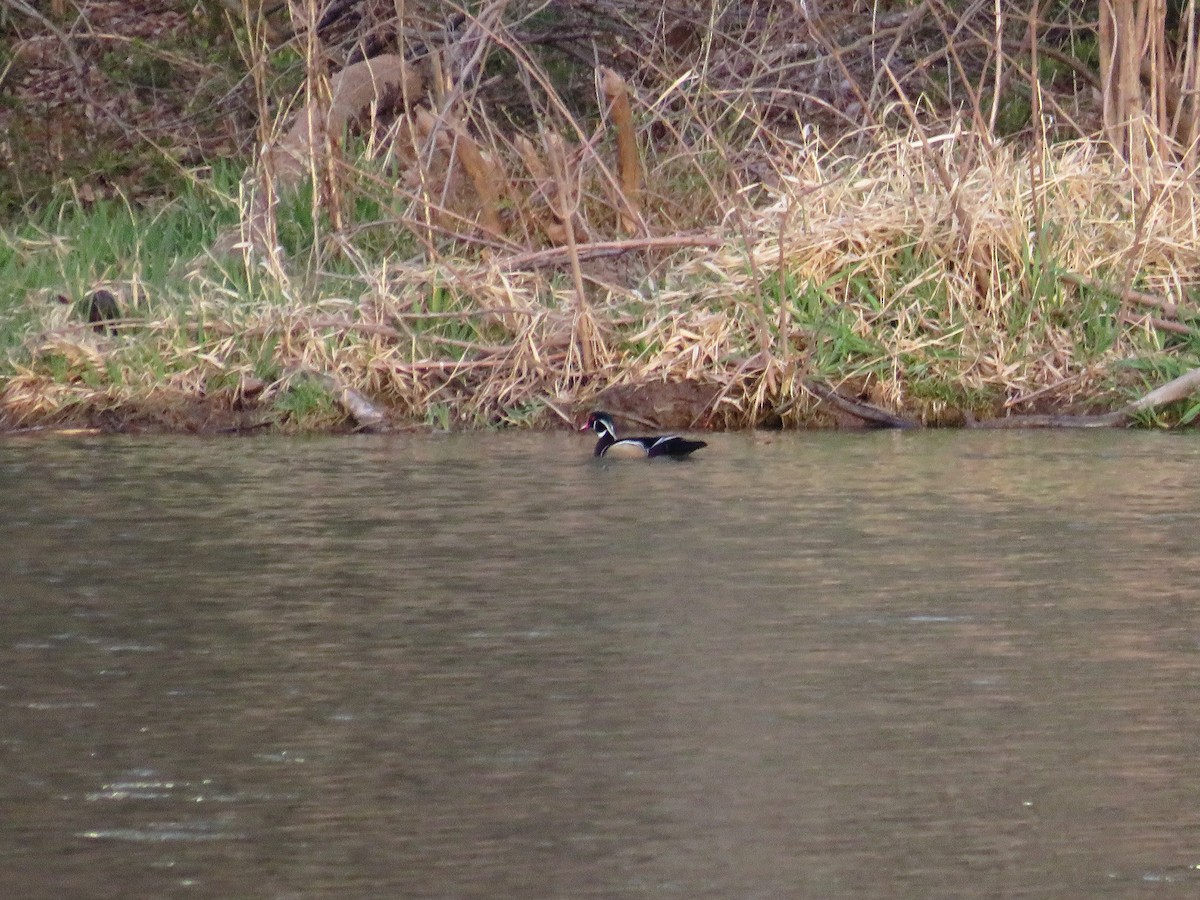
[0,1,261,210]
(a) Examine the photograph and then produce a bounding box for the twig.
[1003,371,1085,409]
[1117,313,1192,336]
[803,380,920,428]
[495,235,722,272]
[5,0,86,73]
[1059,271,1188,320]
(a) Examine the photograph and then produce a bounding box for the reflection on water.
[3,430,1200,898]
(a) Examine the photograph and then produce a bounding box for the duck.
[580,411,707,459]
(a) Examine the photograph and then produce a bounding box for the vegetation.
[1,0,1199,432]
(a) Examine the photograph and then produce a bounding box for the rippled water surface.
[3,429,1200,898]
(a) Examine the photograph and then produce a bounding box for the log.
[971,366,1200,428]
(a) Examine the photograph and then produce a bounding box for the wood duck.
[580,411,707,459]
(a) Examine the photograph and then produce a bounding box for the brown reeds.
[1098,0,1200,170]
[601,67,643,235]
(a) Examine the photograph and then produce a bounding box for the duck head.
[580,411,618,440]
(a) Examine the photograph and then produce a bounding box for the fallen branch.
[1123,366,1200,415]
[971,366,1200,428]
[288,367,389,432]
[1117,312,1193,336]
[1059,271,1190,320]
[803,380,920,428]
[496,234,723,271]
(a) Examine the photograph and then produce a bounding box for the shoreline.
[4,367,1192,436]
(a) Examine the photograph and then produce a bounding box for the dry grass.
[3,0,1200,431]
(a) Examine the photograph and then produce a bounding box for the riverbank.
[5,127,1199,435]
[3,3,1199,434]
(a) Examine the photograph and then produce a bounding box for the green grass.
[274,377,343,429]
[0,159,242,298]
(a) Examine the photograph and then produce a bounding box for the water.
[2,429,1200,898]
